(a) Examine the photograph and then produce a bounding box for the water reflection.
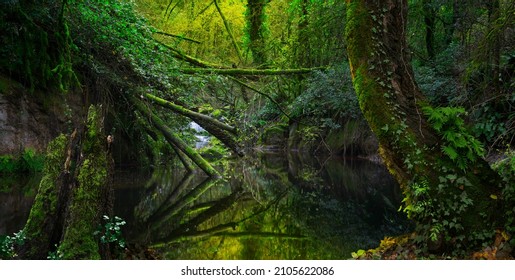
[0,174,40,236]
[114,152,411,259]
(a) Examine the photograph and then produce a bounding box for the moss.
[58,105,108,260]
[259,123,288,147]
[22,134,67,256]
[0,76,8,94]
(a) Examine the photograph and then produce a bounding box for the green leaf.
[442,145,458,160]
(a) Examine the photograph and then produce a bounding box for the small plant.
[0,149,45,174]
[94,215,127,249]
[47,244,63,260]
[423,106,484,170]
[0,230,26,259]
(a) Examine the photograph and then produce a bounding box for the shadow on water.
[0,174,41,236]
[113,152,412,259]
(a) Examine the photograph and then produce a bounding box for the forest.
[0,0,514,260]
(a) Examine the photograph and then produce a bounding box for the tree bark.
[345,0,502,251]
[19,105,114,259]
[143,93,236,134]
[156,40,229,69]
[142,93,243,156]
[246,0,268,66]
[423,0,436,59]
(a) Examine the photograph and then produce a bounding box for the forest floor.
[354,230,513,260]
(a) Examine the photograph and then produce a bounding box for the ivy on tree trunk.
[345,0,502,253]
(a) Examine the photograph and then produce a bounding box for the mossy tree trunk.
[246,0,269,66]
[19,105,114,259]
[345,0,502,252]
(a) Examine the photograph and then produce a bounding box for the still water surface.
[0,152,411,259]
[114,152,411,259]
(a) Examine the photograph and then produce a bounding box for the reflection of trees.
[131,167,304,254]
[126,153,410,259]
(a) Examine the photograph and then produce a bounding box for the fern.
[424,106,485,170]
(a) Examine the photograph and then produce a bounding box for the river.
[112,152,411,259]
[1,151,411,259]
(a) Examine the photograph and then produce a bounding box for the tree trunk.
[345,0,502,252]
[19,105,114,259]
[296,0,310,67]
[143,93,237,134]
[246,0,268,66]
[423,0,436,59]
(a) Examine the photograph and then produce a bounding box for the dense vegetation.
[0,0,513,259]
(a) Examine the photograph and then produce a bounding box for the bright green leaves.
[423,106,485,170]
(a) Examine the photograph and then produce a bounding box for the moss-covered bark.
[20,134,68,259]
[246,0,268,66]
[58,105,113,259]
[179,67,326,75]
[131,95,220,177]
[345,0,502,253]
[144,93,236,134]
[19,105,114,259]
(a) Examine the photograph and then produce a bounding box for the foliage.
[135,0,246,65]
[283,0,347,67]
[423,106,485,170]
[94,215,127,249]
[47,244,64,260]
[492,150,515,246]
[400,175,496,256]
[413,43,463,105]
[0,149,45,174]
[0,230,26,259]
[0,0,77,91]
[289,66,362,128]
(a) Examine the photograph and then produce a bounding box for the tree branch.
[143,93,237,134]
[130,95,220,177]
[156,40,229,69]
[229,77,291,119]
[154,31,201,44]
[214,0,244,64]
[179,67,326,75]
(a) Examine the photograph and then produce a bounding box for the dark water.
[113,152,411,259]
[0,174,40,236]
[0,152,411,259]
